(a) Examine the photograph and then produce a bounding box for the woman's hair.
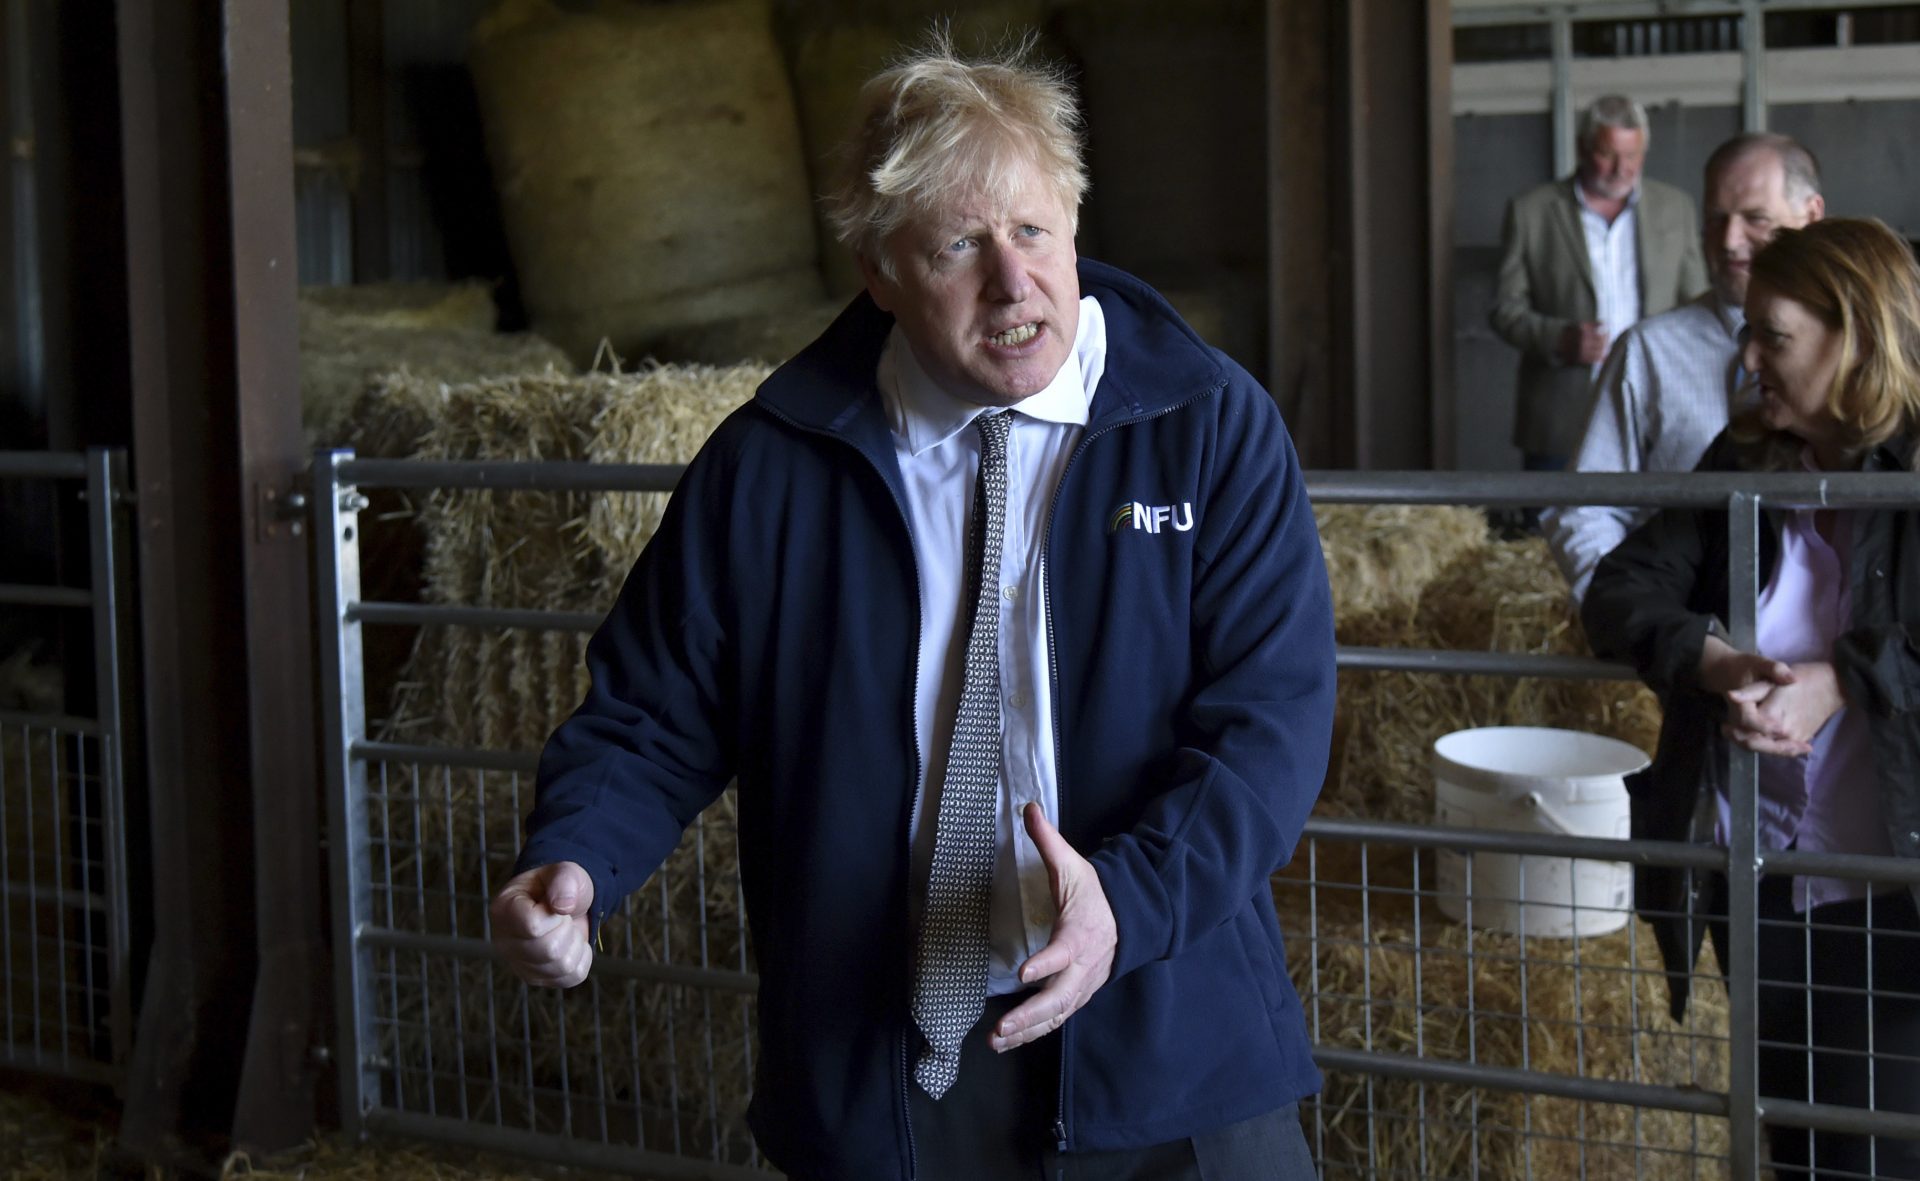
[823,33,1087,277]
[1735,217,1920,465]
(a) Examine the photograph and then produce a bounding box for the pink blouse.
[1718,452,1893,911]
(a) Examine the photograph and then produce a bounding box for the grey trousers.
[901,994,1319,1181]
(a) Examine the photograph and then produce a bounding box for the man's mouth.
[988,323,1040,347]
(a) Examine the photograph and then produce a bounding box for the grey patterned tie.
[912,410,1012,1099]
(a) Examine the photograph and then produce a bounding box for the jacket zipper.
[1037,382,1222,1160]
[755,400,924,1179]
[760,371,1221,1170]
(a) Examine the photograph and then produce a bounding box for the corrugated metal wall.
[293,0,497,288]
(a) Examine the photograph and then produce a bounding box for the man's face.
[1704,149,1824,306]
[1578,125,1646,202]
[862,162,1080,408]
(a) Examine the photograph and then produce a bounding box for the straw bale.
[299,284,572,455]
[470,0,825,367]
[301,281,499,334]
[790,21,896,298]
[650,296,847,368]
[1313,504,1490,623]
[1323,535,1663,824]
[1278,845,1731,1180]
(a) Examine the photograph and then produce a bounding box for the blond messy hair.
[1736,217,1920,465]
[824,32,1088,277]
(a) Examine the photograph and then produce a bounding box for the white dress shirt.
[883,295,1108,996]
[1544,292,1748,602]
[1576,181,1643,370]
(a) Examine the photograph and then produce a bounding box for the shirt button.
[1009,691,1028,709]
[1003,585,1019,601]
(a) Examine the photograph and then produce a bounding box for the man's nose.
[1722,215,1745,253]
[985,244,1032,301]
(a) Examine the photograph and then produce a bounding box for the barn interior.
[2,1,1918,1177]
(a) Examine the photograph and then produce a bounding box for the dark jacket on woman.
[1582,429,1920,1019]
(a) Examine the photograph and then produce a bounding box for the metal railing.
[0,449,136,1087]
[316,453,1920,1178]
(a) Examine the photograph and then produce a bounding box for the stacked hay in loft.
[1301,508,1722,1178]
[376,362,769,1162]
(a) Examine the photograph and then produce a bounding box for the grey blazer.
[1489,176,1709,458]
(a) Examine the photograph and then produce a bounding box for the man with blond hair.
[1545,132,1826,600]
[1492,94,1710,469]
[487,38,1334,1181]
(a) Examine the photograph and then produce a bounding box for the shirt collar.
[881,296,1102,456]
[1574,179,1641,216]
[1713,295,1746,340]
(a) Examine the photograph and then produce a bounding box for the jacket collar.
[753,258,1227,456]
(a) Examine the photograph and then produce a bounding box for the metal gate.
[317,453,1920,1178]
[0,449,135,1087]
[316,450,768,1179]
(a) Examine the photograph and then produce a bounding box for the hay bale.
[469,0,825,366]
[1278,845,1730,1180]
[1314,503,1490,624]
[648,296,847,368]
[1322,535,1662,823]
[299,284,573,455]
[789,22,897,298]
[301,281,500,334]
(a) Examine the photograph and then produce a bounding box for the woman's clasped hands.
[1697,634,1846,757]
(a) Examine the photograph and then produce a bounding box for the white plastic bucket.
[1431,727,1648,938]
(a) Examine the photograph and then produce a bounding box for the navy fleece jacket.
[518,259,1336,1180]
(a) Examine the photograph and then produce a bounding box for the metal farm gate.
[318,452,1920,1179]
[0,449,136,1087]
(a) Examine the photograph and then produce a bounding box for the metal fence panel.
[0,449,134,1086]
[316,457,1920,1178]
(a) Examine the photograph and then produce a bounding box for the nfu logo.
[1109,501,1196,534]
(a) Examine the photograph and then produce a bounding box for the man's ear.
[858,253,895,314]
[1804,193,1827,224]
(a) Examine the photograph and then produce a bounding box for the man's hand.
[1557,320,1608,366]
[1722,661,1845,757]
[991,803,1117,1053]
[490,861,595,988]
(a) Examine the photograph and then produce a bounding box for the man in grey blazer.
[1490,95,1709,468]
